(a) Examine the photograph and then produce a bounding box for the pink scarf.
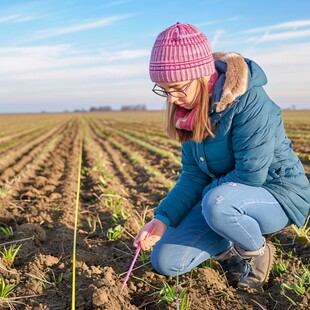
[174,71,218,131]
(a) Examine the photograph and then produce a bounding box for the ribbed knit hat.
[149,22,215,83]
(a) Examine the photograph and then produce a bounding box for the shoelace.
[240,258,256,280]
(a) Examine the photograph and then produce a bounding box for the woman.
[134,22,310,288]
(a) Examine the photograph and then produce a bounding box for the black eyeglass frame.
[152,80,194,98]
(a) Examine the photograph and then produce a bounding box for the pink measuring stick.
[121,222,155,291]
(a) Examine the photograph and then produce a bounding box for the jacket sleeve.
[203,87,278,196]
[155,140,211,227]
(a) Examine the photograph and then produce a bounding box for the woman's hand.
[133,219,167,251]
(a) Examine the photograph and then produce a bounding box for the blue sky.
[1,0,310,113]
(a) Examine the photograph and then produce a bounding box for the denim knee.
[151,243,180,276]
[202,184,234,230]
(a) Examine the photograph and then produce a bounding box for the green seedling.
[273,260,288,275]
[89,199,96,205]
[111,213,120,223]
[0,277,16,298]
[197,258,217,271]
[111,210,128,222]
[180,294,191,310]
[52,203,63,210]
[281,267,310,295]
[85,214,97,233]
[0,244,22,267]
[272,237,282,248]
[0,226,13,237]
[140,249,150,262]
[139,249,153,271]
[99,174,106,185]
[98,175,106,193]
[98,184,105,193]
[107,225,124,241]
[0,188,7,199]
[151,281,188,304]
[286,250,296,259]
[291,217,310,244]
[152,281,176,303]
[106,197,128,221]
[53,272,63,285]
[36,270,64,289]
[140,249,152,264]
[105,198,114,209]
[273,252,288,275]
[81,167,90,176]
[103,189,117,195]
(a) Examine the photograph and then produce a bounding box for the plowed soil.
[0,111,309,310]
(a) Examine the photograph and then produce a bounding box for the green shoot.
[286,250,296,259]
[98,174,106,193]
[281,266,310,295]
[0,188,7,199]
[36,270,64,289]
[103,189,117,195]
[151,281,188,304]
[0,277,16,298]
[54,272,63,285]
[111,213,120,223]
[48,270,64,286]
[52,203,63,210]
[180,294,191,310]
[0,226,13,237]
[273,252,288,275]
[291,217,310,244]
[106,197,128,221]
[99,174,106,185]
[0,244,22,267]
[140,250,150,262]
[107,225,124,241]
[85,214,97,233]
[105,198,114,209]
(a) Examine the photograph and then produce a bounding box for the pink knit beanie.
[149,22,216,83]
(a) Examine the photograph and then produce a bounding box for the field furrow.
[90,118,181,181]
[0,111,308,310]
[0,122,71,187]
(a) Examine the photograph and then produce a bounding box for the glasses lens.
[152,89,167,97]
[169,91,186,98]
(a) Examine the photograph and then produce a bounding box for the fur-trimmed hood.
[212,52,267,113]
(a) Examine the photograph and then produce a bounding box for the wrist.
[153,215,169,228]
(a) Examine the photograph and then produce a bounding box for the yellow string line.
[72,121,84,310]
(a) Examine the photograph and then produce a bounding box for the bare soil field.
[0,111,309,310]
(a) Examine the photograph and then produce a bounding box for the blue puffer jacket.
[154,52,310,228]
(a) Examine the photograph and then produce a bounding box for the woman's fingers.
[140,235,160,250]
[133,219,167,249]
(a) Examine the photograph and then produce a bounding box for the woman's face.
[156,79,199,110]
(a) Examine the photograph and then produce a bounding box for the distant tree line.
[73,104,146,112]
[121,104,146,111]
[89,106,112,111]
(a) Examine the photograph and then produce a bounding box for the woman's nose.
[167,93,176,104]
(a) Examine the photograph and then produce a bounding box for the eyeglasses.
[152,80,194,98]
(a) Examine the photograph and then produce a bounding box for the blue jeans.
[151,183,291,276]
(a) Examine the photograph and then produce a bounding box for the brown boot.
[213,248,248,284]
[232,238,276,288]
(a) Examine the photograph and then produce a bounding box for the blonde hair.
[164,77,215,143]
